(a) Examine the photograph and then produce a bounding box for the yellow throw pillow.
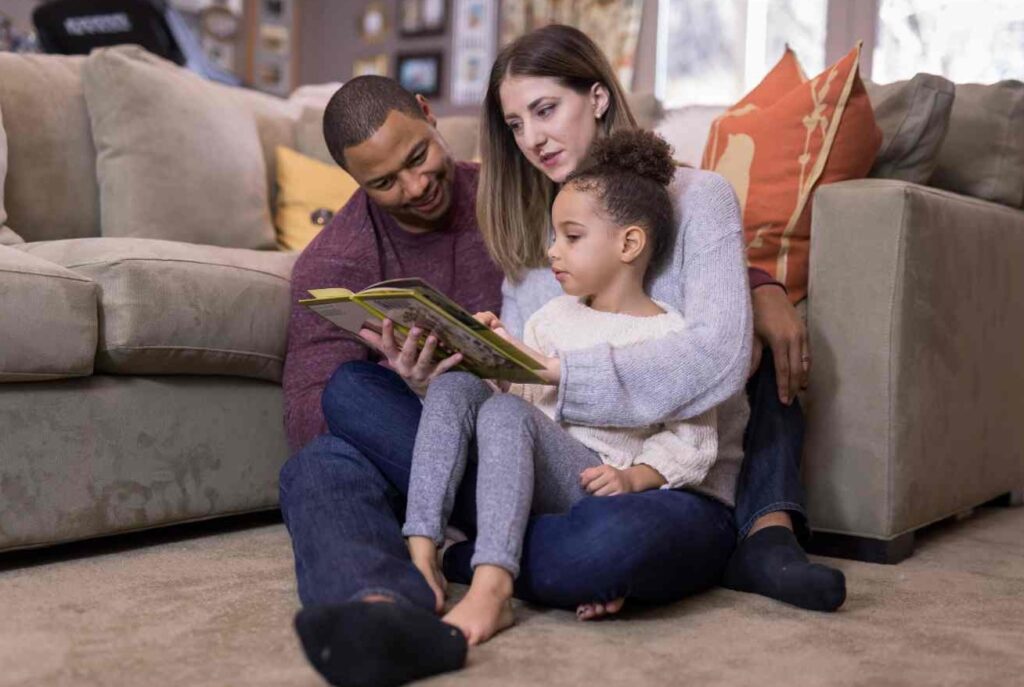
[274,145,360,252]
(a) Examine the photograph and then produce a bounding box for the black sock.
[723,526,846,612]
[294,601,467,687]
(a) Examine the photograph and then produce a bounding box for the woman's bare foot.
[407,536,447,614]
[576,597,625,621]
[442,564,515,645]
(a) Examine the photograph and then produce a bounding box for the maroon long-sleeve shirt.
[283,161,781,453]
[283,162,504,452]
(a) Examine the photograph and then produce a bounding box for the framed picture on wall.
[396,52,443,98]
[399,0,448,37]
[354,53,390,78]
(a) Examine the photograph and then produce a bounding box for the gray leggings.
[403,372,602,577]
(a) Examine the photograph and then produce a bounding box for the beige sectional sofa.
[1,47,1021,562]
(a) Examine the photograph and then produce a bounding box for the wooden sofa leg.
[804,531,915,565]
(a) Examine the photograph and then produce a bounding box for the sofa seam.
[55,257,292,282]
[885,186,912,536]
[102,345,283,362]
[0,266,95,284]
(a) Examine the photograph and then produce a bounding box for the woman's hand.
[751,285,809,405]
[580,464,665,496]
[359,319,463,395]
[474,311,561,386]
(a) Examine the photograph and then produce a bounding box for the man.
[281,77,843,687]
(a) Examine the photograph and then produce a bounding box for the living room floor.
[1,506,1021,687]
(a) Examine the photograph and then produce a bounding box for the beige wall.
[3,0,42,33]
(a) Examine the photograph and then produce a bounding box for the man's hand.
[359,319,463,395]
[751,284,809,405]
[474,311,561,386]
[580,464,666,496]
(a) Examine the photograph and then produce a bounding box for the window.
[873,0,1024,83]
[657,0,827,107]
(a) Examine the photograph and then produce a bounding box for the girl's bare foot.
[442,564,515,645]
[407,536,447,614]
[576,597,625,621]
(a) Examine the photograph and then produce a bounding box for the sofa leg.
[804,530,915,565]
[986,490,1024,507]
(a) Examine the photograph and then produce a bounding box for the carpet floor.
[1,505,1021,687]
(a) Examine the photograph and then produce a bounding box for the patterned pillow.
[702,45,882,303]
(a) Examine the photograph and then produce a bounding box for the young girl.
[402,129,749,645]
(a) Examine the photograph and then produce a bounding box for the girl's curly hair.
[565,129,677,267]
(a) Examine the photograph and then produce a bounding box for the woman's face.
[498,75,609,183]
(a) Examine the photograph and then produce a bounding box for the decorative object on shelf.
[354,53,389,78]
[359,1,389,44]
[251,0,296,97]
[451,0,496,105]
[399,0,448,37]
[0,11,39,53]
[200,3,240,40]
[499,0,642,89]
[396,52,443,98]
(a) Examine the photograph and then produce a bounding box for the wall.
[299,0,660,117]
[299,0,493,117]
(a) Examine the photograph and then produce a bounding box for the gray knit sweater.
[500,167,753,429]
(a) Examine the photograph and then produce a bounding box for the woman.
[380,24,844,615]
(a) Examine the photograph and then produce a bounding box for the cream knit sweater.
[509,295,748,506]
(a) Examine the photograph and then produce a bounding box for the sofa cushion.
[0,54,100,242]
[220,84,302,213]
[0,244,98,382]
[656,105,727,166]
[865,74,955,185]
[19,238,297,382]
[82,46,276,249]
[295,105,334,165]
[929,81,1024,208]
[275,146,360,252]
[701,45,881,303]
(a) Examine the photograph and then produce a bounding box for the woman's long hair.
[477,24,638,279]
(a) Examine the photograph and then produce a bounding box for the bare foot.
[576,597,625,621]
[442,565,515,645]
[407,536,447,614]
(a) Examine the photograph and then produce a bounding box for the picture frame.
[399,0,448,37]
[358,1,389,44]
[354,53,390,79]
[396,52,443,98]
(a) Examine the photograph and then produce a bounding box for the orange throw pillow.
[701,44,882,302]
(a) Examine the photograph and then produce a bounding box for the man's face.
[342,107,456,229]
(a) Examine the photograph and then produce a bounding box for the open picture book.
[300,278,546,383]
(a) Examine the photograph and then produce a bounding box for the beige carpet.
[1,506,1022,687]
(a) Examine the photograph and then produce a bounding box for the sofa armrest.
[803,179,1024,539]
[0,244,98,381]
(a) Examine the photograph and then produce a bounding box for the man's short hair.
[322,76,427,168]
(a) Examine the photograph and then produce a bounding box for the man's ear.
[415,94,438,127]
[621,225,647,264]
[590,82,611,120]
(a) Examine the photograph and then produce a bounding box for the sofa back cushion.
[929,80,1024,208]
[82,46,276,249]
[219,84,301,212]
[0,54,101,242]
[865,74,955,185]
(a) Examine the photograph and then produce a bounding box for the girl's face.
[548,184,626,297]
[498,75,609,183]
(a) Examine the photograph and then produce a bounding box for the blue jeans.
[279,361,737,611]
[735,352,809,541]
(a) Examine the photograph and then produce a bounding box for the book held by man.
[300,278,546,383]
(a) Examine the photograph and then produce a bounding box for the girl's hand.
[474,311,561,386]
[359,319,463,395]
[751,284,809,405]
[580,464,666,496]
